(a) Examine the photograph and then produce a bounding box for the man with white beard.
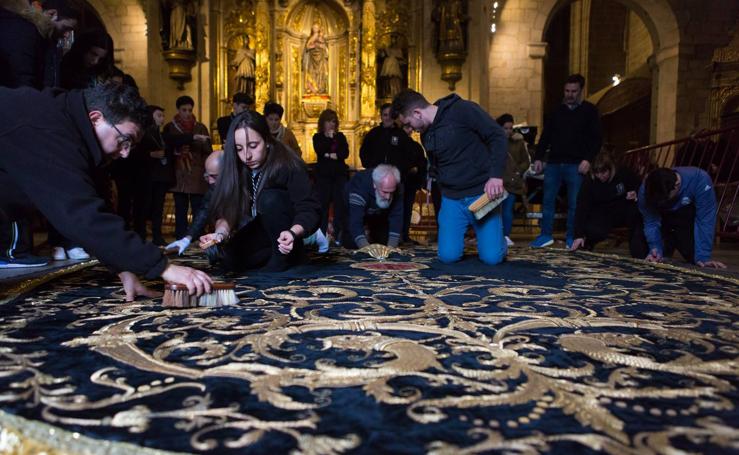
[344,164,403,249]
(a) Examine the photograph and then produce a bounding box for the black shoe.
[0,255,49,268]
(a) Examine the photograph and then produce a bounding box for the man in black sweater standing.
[359,103,412,175]
[216,92,253,144]
[392,89,508,265]
[531,73,602,248]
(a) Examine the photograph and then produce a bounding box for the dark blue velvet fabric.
[0,246,736,454]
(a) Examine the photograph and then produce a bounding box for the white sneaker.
[315,229,329,253]
[505,236,514,247]
[66,247,90,260]
[52,247,67,260]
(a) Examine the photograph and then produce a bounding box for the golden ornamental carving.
[291,45,302,124]
[348,8,358,89]
[710,85,739,128]
[709,26,739,127]
[432,0,469,90]
[712,27,739,63]
[274,11,287,90]
[162,48,197,90]
[224,0,253,39]
[339,43,347,121]
[360,0,376,118]
[255,0,271,108]
[375,1,410,38]
[375,2,411,102]
[224,0,257,101]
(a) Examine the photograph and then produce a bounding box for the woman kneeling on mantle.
[200,111,321,272]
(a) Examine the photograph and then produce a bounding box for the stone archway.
[487,0,679,142]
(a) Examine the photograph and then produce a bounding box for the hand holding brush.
[199,231,228,250]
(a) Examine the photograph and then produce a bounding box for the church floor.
[0,244,736,454]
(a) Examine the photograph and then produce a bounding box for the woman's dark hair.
[317,109,339,133]
[147,105,164,116]
[645,167,678,207]
[209,110,304,228]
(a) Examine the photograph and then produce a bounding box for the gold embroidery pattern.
[0,248,736,453]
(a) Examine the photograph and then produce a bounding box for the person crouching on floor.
[637,166,726,269]
[569,152,644,256]
[199,110,321,272]
[343,164,404,249]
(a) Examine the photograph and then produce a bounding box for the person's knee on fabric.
[436,226,465,263]
[474,208,507,265]
[438,244,464,263]
[436,197,467,264]
[478,248,506,265]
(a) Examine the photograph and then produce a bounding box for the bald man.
[166,150,223,254]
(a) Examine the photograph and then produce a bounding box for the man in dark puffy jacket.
[392,89,508,265]
[0,83,213,300]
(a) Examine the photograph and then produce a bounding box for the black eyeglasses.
[109,122,133,152]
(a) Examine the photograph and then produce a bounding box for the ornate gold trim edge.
[0,260,100,306]
[0,409,188,455]
[577,249,739,286]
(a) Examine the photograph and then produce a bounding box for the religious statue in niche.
[231,34,256,98]
[160,0,198,51]
[432,0,468,54]
[303,22,329,95]
[377,34,407,99]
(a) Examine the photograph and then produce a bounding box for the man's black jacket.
[359,125,412,174]
[535,101,602,164]
[0,87,168,278]
[0,7,46,89]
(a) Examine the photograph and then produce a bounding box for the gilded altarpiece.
[211,0,422,167]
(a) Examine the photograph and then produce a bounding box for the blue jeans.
[541,163,583,238]
[438,194,506,265]
[501,193,516,237]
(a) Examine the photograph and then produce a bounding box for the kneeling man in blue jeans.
[391,89,508,264]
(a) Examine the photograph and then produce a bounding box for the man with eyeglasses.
[166,150,223,255]
[0,82,213,300]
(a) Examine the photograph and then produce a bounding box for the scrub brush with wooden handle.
[162,282,238,308]
[468,190,509,220]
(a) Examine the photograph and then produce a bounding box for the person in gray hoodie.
[391,89,508,265]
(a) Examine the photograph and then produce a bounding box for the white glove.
[167,237,191,255]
